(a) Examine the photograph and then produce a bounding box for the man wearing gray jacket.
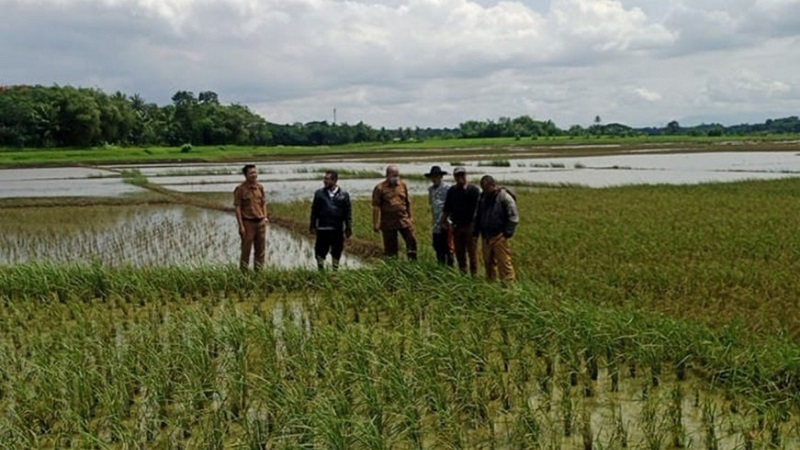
[474,175,519,282]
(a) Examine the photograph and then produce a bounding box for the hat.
[424,166,448,177]
[453,166,467,175]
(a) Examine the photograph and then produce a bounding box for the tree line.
[1,85,798,148]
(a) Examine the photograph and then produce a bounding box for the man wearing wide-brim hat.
[425,165,454,266]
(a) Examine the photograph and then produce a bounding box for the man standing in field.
[441,167,481,275]
[474,175,518,282]
[310,170,352,271]
[425,166,454,266]
[234,164,268,271]
[372,164,417,260]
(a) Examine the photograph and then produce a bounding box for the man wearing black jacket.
[310,170,353,271]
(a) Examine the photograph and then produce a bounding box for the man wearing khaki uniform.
[474,175,519,282]
[234,164,268,271]
[372,164,417,260]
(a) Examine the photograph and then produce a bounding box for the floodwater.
[166,177,430,203]
[0,205,359,269]
[2,151,800,200]
[0,166,142,197]
[2,150,799,268]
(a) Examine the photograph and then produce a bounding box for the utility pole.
[333,107,337,125]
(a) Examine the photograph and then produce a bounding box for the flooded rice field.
[1,149,799,268]
[1,151,800,199]
[0,205,359,269]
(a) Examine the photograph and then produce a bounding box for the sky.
[1,0,799,129]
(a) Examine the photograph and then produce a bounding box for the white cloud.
[0,0,799,128]
[634,87,662,102]
[705,71,794,103]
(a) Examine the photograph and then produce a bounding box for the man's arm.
[261,185,269,223]
[236,206,245,230]
[404,183,413,221]
[473,195,483,237]
[440,187,453,229]
[234,189,245,236]
[372,207,381,232]
[309,191,319,233]
[372,185,382,232]
[500,191,519,238]
[344,193,353,238]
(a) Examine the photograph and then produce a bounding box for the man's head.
[480,175,497,194]
[424,165,447,187]
[385,164,400,186]
[323,170,338,189]
[242,164,257,183]
[453,167,468,187]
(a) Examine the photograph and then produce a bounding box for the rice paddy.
[1,264,799,448]
[0,205,359,269]
[2,151,800,448]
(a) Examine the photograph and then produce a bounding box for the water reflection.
[0,176,144,198]
[2,151,800,199]
[0,167,112,181]
[150,152,800,197]
[166,177,430,202]
[0,205,360,269]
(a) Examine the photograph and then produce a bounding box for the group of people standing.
[424,165,519,282]
[234,163,519,282]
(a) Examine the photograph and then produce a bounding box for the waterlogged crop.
[1,264,799,448]
[273,178,800,336]
[0,204,357,269]
[3,176,800,448]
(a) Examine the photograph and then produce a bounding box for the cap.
[453,166,467,175]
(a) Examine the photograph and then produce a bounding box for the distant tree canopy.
[0,85,271,148]
[1,85,799,149]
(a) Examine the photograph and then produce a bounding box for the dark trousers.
[240,219,266,271]
[382,227,417,260]
[452,224,479,275]
[432,231,454,266]
[315,229,345,270]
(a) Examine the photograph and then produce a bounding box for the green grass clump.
[2,137,799,168]
[272,177,800,337]
[0,263,799,448]
[478,159,512,167]
[120,168,149,186]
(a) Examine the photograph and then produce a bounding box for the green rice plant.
[669,385,687,448]
[702,401,720,450]
[121,168,149,186]
[607,402,629,449]
[639,386,667,450]
[3,262,800,446]
[478,159,512,167]
[560,374,575,437]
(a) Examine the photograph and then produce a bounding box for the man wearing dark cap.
[441,167,481,275]
[425,166,454,266]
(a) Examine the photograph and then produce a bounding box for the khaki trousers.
[240,220,266,271]
[482,234,515,282]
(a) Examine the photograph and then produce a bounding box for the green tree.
[666,120,681,135]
